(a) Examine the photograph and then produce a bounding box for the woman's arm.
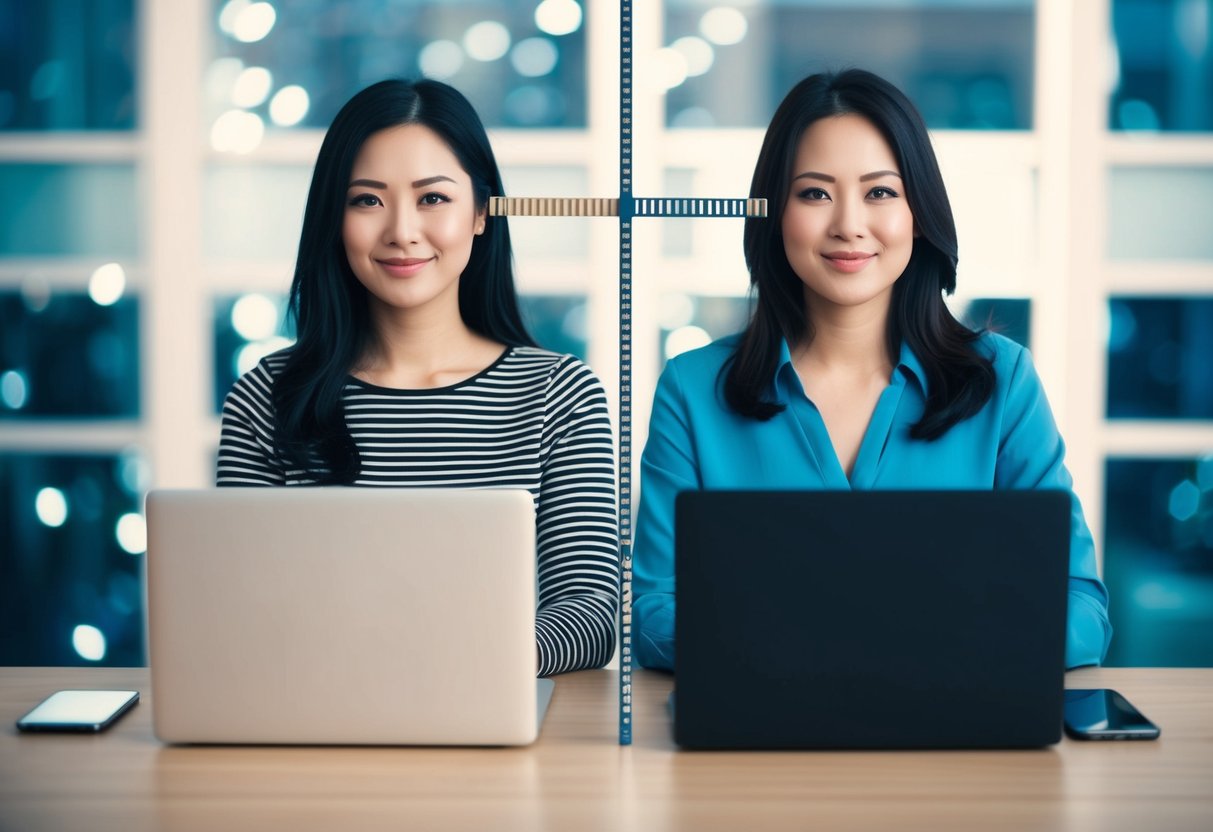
[995,345,1113,668]
[216,361,286,486]
[633,359,701,671]
[535,358,620,676]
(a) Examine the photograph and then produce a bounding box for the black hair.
[724,69,994,439]
[273,79,536,483]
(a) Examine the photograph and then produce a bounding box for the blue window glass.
[207,0,587,131]
[1104,457,1213,667]
[0,452,148,666]
[663,0,1035,129]
[0,164,139,257]
[0,290,140,419]
[520,294,588,361]
[0,0,136,131]
[962,298,1031,350]
[1111,0,1213,131]
[1107,298,1213,420]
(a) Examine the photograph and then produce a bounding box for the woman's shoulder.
[224,346,293,409]
[972,330,1031,376]
[663,333,741,381]
[507,346,603,386]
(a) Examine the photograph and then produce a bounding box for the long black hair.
[273,79,536,483]
[724,69,994,439]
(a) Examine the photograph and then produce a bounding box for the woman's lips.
[376,257,433,277]
[822,252,875,273]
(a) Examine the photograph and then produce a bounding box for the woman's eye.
[798,188,829,201]
[348,194,381,207]
[420,192,449,206]
[869,186,899,199]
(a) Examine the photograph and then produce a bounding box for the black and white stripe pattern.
[217,347,619,677]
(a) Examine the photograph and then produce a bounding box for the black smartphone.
[16,689,140,733]
[1063,688,1160,740]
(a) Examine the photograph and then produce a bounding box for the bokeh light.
[464,21,511,62]
[269,85,309,126]
[116,513,147,555]
[535,0,583,36]
[699,7,748,45]
[35,487,69,528]
[88,262,126,306]
[72,625,107,662]
[231,293,279,341]
[231,66,273,107]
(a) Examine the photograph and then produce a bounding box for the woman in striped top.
[217,79,618,677]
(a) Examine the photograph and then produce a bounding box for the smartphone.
[1063,688,1160,740]
[16,689,140,733]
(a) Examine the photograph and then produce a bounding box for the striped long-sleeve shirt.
[217,346,619,677]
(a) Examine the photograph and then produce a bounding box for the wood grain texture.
[1,666,1210,832]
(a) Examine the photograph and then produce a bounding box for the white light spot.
[464,21,511,62]
[211,109,265,153]
[653,48,689,91]
[535,0,583,36]
[72,625,107,662]
[35,487,68,528]
[116,513,147,555]
[218,0,249,35]
[665,325,712,360]
[418,40,464,80]
[88,262,126,306]
[700,7,748,46]
[231,66,273,107]
[671,36,714,77]
[269,85,309,126]
[1168,479,1201,522]
[1,369,28,410]
[233,2,276,43]
[511,37,559,77]
[236,336,294,376]
[659,293,695,330]
[231,293,279,341]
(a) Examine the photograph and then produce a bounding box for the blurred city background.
[1,0,1211,668]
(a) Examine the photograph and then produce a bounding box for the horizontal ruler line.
[488,196,767,218]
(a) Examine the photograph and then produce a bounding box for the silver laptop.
[145,487,553,745]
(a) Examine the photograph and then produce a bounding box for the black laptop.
[673,490,1070,749]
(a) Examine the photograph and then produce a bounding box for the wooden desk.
[1,667,1210,831]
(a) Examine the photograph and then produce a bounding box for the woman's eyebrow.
[345,175,457,189]
[412,175,456,188]
[790,169,902,183]
[348,178,386,189]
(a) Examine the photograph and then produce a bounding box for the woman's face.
[780,113,915,316]
[342,124,485,319]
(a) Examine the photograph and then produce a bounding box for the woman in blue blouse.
[633,69,1112,672]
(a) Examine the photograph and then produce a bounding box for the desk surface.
[1,666,1211,832]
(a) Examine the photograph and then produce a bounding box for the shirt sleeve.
[535,357,620,676]
[995,346,1113,668]
[216,362,285,486]
[633,358,699,671]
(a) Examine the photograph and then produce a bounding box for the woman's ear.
[475,206,487,236]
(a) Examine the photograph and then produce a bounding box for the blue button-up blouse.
[633,331,1113,671]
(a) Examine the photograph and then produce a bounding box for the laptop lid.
[146,487,544,746]
[674,490,1069,749]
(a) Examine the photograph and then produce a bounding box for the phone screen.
[16,690,140,732]
[1063,688,1159,740]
